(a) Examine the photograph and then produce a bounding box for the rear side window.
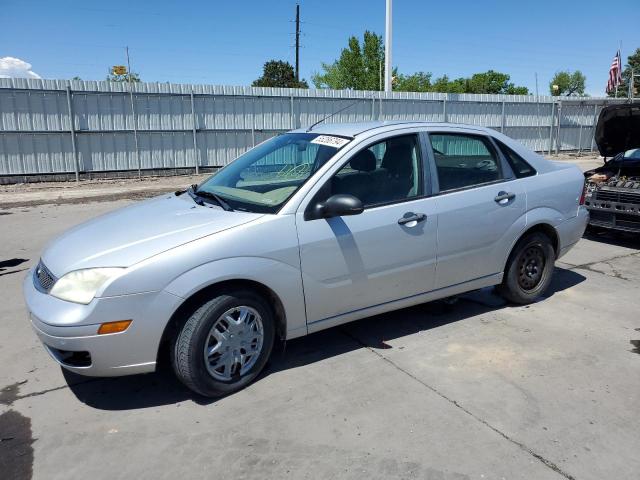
[429,133,502,192]
[495,140,536,178]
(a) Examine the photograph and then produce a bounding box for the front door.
[295,133,438,326]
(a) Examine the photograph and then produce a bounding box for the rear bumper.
[556,207,589,259]
[23,269,183,377]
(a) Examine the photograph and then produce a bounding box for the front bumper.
[23,270,183,377]
[585,190,640,232]
[586,209,640,233]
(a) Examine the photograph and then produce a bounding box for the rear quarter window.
[495,140,537,178]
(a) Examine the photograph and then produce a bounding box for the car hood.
[595,104,640,157]
[41,194,263,276]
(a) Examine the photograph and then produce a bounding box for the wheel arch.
[503,222,560,273]
[157,279,288,365]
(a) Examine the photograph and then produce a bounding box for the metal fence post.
[251,124,255,147]
[442,98,447,122]
[577,108,583,156]
[555,101,562,154]
[65,86,80,182]
[500,100,506,133]
[547,102,555,155]
[590,104,598,152]
[290,95,295,129]
[190,89,199,175]
[128,85,141,178]
[371,96,375,120]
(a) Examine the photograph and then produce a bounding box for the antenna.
[306,96,371,132]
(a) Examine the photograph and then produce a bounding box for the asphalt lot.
[1,159,639,480]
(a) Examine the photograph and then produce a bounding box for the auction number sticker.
[311,135,350,148]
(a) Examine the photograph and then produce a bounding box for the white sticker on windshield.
[311,135,350,148]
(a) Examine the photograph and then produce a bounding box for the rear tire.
[497,232,555,305]
[171,289,275,397]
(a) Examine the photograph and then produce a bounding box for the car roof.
[289,121,492,138]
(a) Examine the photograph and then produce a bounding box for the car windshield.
[623,148,640,160]
[197,133,349,213]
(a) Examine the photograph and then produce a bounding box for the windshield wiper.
[190,185,234,211]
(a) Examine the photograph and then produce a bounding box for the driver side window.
[324,134,422,207]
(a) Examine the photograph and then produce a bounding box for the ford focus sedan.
[24,121,588,397]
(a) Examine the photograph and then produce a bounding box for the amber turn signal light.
[97,320,132,335]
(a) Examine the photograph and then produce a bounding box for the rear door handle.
[494,191,516,203]
[398,212,427,225]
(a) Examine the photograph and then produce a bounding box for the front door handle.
[494,191,516,204]
[398,212,427,225]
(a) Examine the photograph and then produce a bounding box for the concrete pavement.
[1,196,639,480]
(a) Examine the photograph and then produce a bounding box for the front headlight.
[49,268,124,304]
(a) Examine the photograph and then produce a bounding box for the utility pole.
[384,0,392,92]
[295,3,300,83]
[125,46,141,179]
[126,46,132,84]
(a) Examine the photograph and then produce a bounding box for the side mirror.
[306,194,364,220]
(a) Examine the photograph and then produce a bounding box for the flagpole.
[616,41,622,97]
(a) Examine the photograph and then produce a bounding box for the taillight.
[579,181,587,205]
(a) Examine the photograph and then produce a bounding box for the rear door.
[428,131,527,289]
[295,132,438,327]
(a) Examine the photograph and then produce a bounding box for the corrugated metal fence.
[0,78,623,179]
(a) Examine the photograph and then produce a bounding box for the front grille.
[593,190,618,202]
[594,189,640,204]
[620,192,640,203]
[34,261,56,292]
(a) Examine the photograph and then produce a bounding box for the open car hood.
[595,104,640,157]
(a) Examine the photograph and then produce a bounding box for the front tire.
[497,232,555,305]
[171,289,275,397]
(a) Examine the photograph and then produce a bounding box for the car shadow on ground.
[583,228,640,249]
[64,267,586,411]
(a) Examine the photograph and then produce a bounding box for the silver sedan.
[23,121,588,397]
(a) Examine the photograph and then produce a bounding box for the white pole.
[384,0,392,92]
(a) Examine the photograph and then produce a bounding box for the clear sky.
[2,0,638,96]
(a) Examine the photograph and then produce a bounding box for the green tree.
[608,48,640,98]
[395,72,432,92]
[505,85,530,95]
[430,75,466,93]
[549,70,586,96]
[252,60,308,88]
[106,71,141,83]
[466,70,529,95]
[312,31,384,90]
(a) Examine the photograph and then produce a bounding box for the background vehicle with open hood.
[584,104,640,232]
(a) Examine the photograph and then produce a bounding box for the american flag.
[606,50,623,94]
